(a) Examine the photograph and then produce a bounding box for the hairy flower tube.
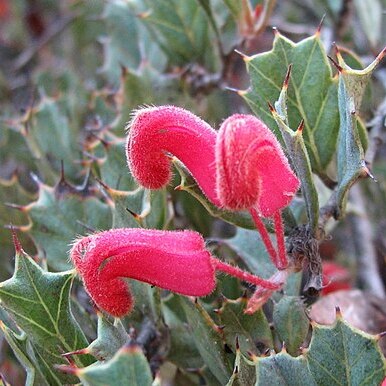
[127,106,299,270]
[70,228,281,317]
[126,105,220,206]
[216,114,300,270]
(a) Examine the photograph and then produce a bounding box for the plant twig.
[13,14,76,71]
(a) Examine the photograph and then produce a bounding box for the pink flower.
[216,114,299,217]
[126,105,220,206]
[71,228,280,317]
[215,114,300,270]
[125,105,300,310]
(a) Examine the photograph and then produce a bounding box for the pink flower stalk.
[216,114,300,270]
[244,269,289,314]
[71,228,281,317]
[126,105,221,206]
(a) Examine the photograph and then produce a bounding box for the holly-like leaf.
[217,296,273,355]
[0,175,35,272]
[335,45,385,112]
[0,245,93,385]
[226,344,256,386]
[73,343,152,386]
[139,0,217,69]
[0,322,49,386]
[25,179,112,271]
[24,96,81,184]
[86,315,128,361]
[162,294,204,369]
[179,297,233,385]
[96,136,137,192]
[273,296,309,356]
[270,68,319,232]
[253,311,386,385]
[335,77,366,218]
[243,31,339,174]
[99,1,141,85]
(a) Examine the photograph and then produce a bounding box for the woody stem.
[249,207,280,268]
[273,210,288,270]
[211,258,281,290]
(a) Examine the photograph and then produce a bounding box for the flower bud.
[71,228,216,317]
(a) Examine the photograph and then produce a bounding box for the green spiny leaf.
[271,70,319,233]
[140,0,217,69]
[100,1,142,85]
[25,96,81,184]
[273,296,309,356]
[243,31,339,174]
[217,296,273,355]
[179,297,233,384]
[0,175,35,273]
[226,347,256,386]
[335,76,366,218]
[87,315,128,361]
[0,247,93,384]
[96,136,137,192]
[75,343,152,386]
[0,323,49,386]
[26,180,112,271]
[162,294,204,369]
[253,312,386,385]
[255,352,316,385]
[336,46,385,112]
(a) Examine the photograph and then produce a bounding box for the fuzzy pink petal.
[216,114,299,216]
[70,229,216,317]
[127,106,220,206]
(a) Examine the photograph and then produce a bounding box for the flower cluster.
[71,105,300,317]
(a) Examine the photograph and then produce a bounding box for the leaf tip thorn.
[234,49,250,62]
[316,14,326,35]
[283,64,292,89]
[11,226,23,254]
[328,55,343,73]
[335,305,343,319]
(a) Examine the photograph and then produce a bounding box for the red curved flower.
[126,105,299,276]
[215,114,300,270]
[71,228,280,317]
[126,105,220,206]
[216,114,299,217]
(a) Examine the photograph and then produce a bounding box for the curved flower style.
[71,228,280,317]
[126,105,220,206]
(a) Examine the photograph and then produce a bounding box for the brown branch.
[13,13,76,71]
